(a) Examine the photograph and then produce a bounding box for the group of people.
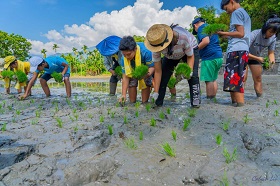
[1,0,280,108]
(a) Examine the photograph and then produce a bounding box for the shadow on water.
[34,82,110,93]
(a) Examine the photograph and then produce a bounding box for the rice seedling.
[74,114,79,121]
[51,72,63,83]
[135,101,141,109]
[30,99,35,104]
[73,125,78,132]
[66,98,71,106]
[213,97,217,103]
[124,106,128,112]
[221,119,230,131]
[69,116,75,122]
[273,99,278,105]
[108,125,113,135]
[111,112,115,118]
[150,117,156,127]
[275,110,279,116]
[187,108,196,117]
[124,115,128,124]
[216,134,222,145]
[16,110,21,115]
[7,105,12,111]
[100,115,104,122]
[139,131,143,140]
[55,117,63,128]
[1,70,15,79]
[114,66,123,78]
[159,111,165,119]
[135,110,139,117]
[88,113,93,119]
[220,171,229,186]
[183,118,191,131]
[75,95,78,100]
[12,118,16,123]
[160,142,176,157]
[132,65,148,80]
[35,110,41,117]
[262,57,270,70]
[1,123,7,131]
[171,130,177,141]
[175,63,192,80]
[73,108,77,114]
[167,108,171,114]
[223,146,237,164]
[15,70,28,83]
[146,103,151,112]
[266,101,269,108]
[31,119,38,125]
[202,23,228,35]
[107,108,111,115]
[242,114,251,124]
[124,137,137,149]
[78,101,85,108]
[167,76,177,89]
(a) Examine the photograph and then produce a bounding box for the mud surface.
[0,72,280,186]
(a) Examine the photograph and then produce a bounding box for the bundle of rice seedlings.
[132,65,148,80]
[262,57,270,70]
[202,24,228,35]
[1,70,15,80]
[51,72,63,83]
[167,76,177,89]
[175,63,192,80]
[15,70,28,83]
[114,66,123,78]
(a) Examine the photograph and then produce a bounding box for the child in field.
[218,0,251,107]
[21,56,71,99]
[2,56,30,94]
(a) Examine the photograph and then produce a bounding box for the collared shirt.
[152,26,198,62]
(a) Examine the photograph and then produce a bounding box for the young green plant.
[160,142,176,157]
[171,130,177,141]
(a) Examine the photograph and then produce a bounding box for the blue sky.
[0,0,221,55]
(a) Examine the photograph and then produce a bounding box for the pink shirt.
[152,26,198,62]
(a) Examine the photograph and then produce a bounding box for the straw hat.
[4,56,16,69]
[144,24,173,52]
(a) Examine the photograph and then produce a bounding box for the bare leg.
[249,64,262,96]
[128,87,137,103]
[64,77,71,97]
[141,86,151,103]
[40,78,51,97]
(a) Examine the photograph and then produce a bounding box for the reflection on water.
[34,82,110,93]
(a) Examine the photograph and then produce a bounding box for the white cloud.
[29,0,197,55]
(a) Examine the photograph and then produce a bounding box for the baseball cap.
[29,56,44,72]
[192,17,205,35]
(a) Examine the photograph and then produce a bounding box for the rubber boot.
[188,77,201,108]
[109,82,117,96]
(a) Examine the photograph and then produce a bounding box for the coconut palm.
[52,44,59,53]
[41,49,47,58]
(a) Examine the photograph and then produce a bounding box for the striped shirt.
[152,26,198,62]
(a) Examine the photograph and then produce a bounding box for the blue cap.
[96,35,122,56]
[192,17,205,35]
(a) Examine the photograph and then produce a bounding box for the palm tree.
[72,47,78,56]
[82,45,88,55]
[41,49,47,58]
[52,44,59,53]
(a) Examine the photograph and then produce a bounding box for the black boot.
[188,77,201,108]
[109,82,117,95]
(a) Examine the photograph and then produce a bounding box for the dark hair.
[38,60,46,66]
[261,15,280,35]
[119,36,136,51]
[220,0,240,10]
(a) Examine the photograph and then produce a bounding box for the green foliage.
[51,72,63,83]
[55,117,63,128]
[175,63,192,80]
[160,142,176,157]
[1,70,15,79]
[159,111,165,119]
[220,171,230,186]
[124,115,128,124]
[150,117,156,127]
[0,31,31,60]
[124,138,137,149]
[135,110,139,117]
[275,110,278,117]
[202,24,228,35]
[171,130,177,141]
[243,114,252,124]
[166,108,171,114]
[114,66,123,77]
[223,146,237,164]
[100,115,104,122]
[221,119,230,131]
[15,70,28,83]
[1,123,7,131]
[145,103,151,112]
[187,108,196,117]
[132,65,148,80]
[139,131,143,140]
[167,76,177,89]
[216,134,222,145]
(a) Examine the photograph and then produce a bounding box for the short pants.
[200,58,223,82]
[223,51,248,93]
[129,76,152,88]
[41,73,70,81]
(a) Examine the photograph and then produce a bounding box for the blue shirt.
[36,56,70,74]
[120,42,154,74]
[197,23,223,60]
[227,8,251,53]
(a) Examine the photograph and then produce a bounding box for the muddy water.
[0,75,280,186]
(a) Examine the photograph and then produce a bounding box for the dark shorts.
[223,51,248,93]
[129,76,152,88]
[248,59,261,65]
[41,73,70,81]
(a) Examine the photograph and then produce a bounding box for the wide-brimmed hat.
[4,56,16,69]
[29,56,44,72]
[192,17,205,35]
[96,35,122,56]
[144,24,173,52]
